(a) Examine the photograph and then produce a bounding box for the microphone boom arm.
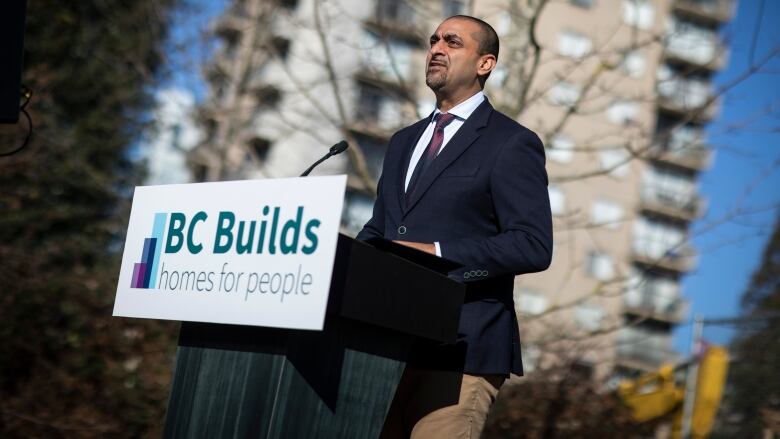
[300,140,349,177]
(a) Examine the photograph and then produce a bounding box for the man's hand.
[394,240,436,255]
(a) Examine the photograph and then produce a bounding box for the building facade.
[145,88,201,185]
[191,0,732,381]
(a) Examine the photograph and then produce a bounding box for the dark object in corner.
[0,0,27,124]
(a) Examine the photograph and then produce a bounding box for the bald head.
[425,15,499,107]
[446,15,499,62]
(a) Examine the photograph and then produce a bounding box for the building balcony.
[615,343,679,372]
[353,82,405,139]
[631,243,698,273]
[624,291,689,324]
[673,0,733,25]
[354,70,413,97]
[639,186,704,222]
[648,140,713,172]
[357,31,416,93]
[664,36,727,71]
[656,86,719,122]
[362,18,424,46]
[346,120,393,141]
[365,0,423,41]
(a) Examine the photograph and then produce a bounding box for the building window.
[361,31,413,80]
[606,100,640,125]
[575,302,604,331]
[352,134,386,179]
[247,136,271,162]
[377,0,416,24]
[625,269,681,314]
[269,36,291,59]
[278,0,299,10]
[515,288,548,316]
[642,165,697,210]
[657,64,711,110]
[443,0,466,16]
[549,134,574,164]
[558,30,592,59]
[253,85,281,108]
[633,217,686,260]
[622,0,654,30]
[570,0,594,8]
[666,17,719,65]
[549,81,582,107]
[591,199,623,228]
[621,50,646,78]
[663,123,704,153]
[599,149,631,178]
[548,186,566,215]
[586,251,614,280]
[356,83,402,130]
[343,190,375,236]
[617,326,676,365]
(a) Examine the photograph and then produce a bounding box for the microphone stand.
[300,140,349,177]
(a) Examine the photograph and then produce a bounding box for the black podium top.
[336,234,466,344]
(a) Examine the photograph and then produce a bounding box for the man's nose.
[429,39,445,57]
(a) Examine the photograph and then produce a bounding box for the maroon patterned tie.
[405,113,457,204]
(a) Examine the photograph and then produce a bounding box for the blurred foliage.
[715,214,780,438]
[0,0,180,437]
[483,363,656,438]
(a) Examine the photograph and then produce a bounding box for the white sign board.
[113,175,347,330]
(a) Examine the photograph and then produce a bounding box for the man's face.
[425,18,485,93]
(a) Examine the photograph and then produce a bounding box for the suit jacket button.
[398,225,407,235]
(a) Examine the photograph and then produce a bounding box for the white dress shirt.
[403,91,486,256]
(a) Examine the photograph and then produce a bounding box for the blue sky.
[162,1,780,356]
[673,0,780,353]
[162,0,228,101]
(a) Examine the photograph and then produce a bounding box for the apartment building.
[145,88,200,185]
[191,0,732,381]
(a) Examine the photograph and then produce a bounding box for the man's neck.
[436,85,483,113]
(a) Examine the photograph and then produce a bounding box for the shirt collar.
[431,91,485,122]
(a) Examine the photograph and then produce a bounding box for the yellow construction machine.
[617,346,729,438]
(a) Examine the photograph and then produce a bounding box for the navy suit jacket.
[356,98,553,375]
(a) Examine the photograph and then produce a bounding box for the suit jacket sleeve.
[439,130,553,282]
[356,172,386,242]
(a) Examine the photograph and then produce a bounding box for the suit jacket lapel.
[396,117,431,213]
[403,99,493,215]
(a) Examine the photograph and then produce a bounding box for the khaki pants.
[379,368,504,439]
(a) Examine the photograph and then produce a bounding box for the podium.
[163,234,466,438]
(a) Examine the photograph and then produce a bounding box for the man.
[356,15,553,439]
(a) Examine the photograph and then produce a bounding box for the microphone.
[300,140,349,177]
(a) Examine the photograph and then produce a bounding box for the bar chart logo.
[130,213,167,289]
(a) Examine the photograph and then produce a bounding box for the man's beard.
[426,69,447,90]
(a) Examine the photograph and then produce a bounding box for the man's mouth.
[428,59,447,69]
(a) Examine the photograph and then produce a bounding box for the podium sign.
[113,175,346,330]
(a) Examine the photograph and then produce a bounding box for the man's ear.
[477,54,497,76]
